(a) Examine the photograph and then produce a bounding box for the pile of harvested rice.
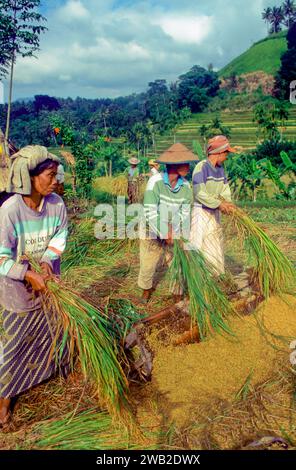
[148,296,296,427]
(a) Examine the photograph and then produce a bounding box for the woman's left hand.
[40,263,53,281]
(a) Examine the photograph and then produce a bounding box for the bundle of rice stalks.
[113,175,128,196]
[94,176,128,196]
[170,240,236,341]
[29,259,132,422]
[231,208,296,298]
[60,150,75,166]
[25,409,153,450]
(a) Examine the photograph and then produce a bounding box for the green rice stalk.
[61,219,97,271]
[234,369,254,401]
[62,218,135,275]
[170,240,236,341]
[231,208,296,298]
[29,259,134,423]
[25,409,155,450]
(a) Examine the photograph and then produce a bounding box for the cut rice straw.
[170,240,236,341]
[24,409,155,450]
[230,208,296,299]
[28,258,135,425]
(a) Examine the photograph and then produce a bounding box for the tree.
[262,7,272,33]
[178,65,220,113]
[253,100,289,141]
[33,95,60,115]
[269,6,284,33]
[0,0,47,141]
[274,22,296,99]
[199,116,231,147]
[282,0,296,28]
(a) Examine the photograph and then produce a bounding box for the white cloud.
[57,0,90,22]
[10,0,277,100]
[154,15,213,44]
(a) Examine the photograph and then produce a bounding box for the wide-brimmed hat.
[207,135,236,156]
[128,157,140,165]
[156,143,198,165]
[148,159,159,167]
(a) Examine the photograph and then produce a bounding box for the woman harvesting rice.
[0,146,70,425]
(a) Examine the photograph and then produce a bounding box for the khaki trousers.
[137,238,183,294]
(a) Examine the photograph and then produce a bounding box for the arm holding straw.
[193,163,235,215]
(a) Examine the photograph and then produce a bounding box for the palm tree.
[283,0,296,28]
[269,6,284,33]
[262,7,272,33]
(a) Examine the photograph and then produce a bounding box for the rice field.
[1,201,295,451]
[148,107,296,156]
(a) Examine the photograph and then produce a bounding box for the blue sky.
[5,0,283,100]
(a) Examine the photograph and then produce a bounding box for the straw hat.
[148,159,159,168]
[156,143,198,165]
[128,157,140,165]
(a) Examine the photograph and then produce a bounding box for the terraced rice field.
[150,107,296,156]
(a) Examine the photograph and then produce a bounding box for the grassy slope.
[219,31,287,78]
[151,107,296,155]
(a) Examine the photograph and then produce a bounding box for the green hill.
[219,31,287,78]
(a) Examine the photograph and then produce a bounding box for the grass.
[219,31,287,78]
[22,409,154,450]
[170,240,236,340]
[28,257,137,424]
[1,204,295,451]
[231,208,296,298]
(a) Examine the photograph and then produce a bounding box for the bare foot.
[0,398,11,426]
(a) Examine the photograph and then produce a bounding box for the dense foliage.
[274,22,296,99]
[0,65,220,149]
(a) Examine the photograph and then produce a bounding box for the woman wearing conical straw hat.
[0,146,70,426]
[190,135,237,274]
[138,143,198,303]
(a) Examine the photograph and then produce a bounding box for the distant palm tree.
[282,0,296,28]
[262,6,272,33]
[269,6,284,33]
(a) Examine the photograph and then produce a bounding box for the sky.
[3,0,284,100]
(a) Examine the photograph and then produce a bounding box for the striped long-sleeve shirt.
[192,160,232,210]
[0,193,67,312]
[143,172,192,240]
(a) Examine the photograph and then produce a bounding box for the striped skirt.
[0,306,70,398]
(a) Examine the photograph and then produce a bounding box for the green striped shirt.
[143,172,192,239]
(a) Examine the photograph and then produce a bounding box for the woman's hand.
[219,201,236,215]
[165,224,174,246]
[40,262,53,281]
[24,270,47,292]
